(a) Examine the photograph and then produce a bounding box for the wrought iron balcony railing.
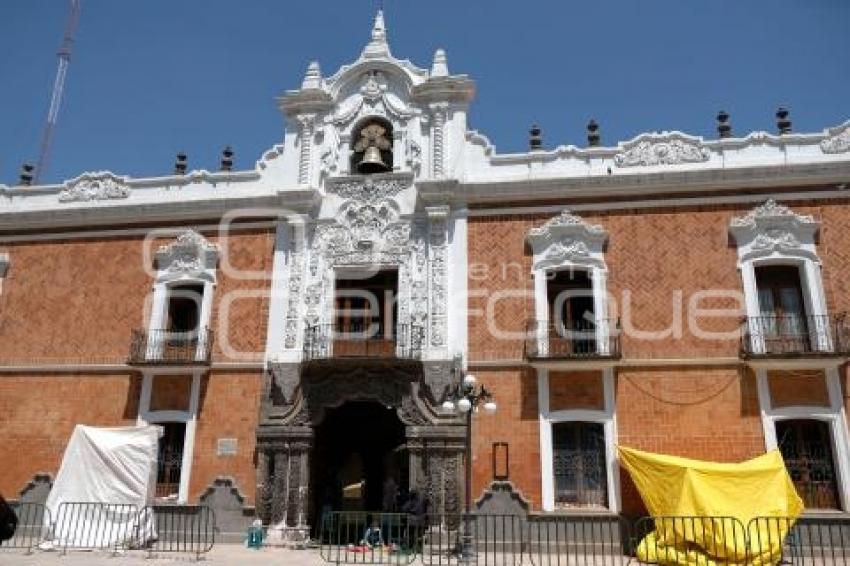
[740,313,849,358]
[524,318,621,360]
[303,322,424,361]
[129,328,213,365]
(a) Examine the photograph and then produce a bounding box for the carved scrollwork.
[821,123,850,154]
[155,229,220,274]
[58,172,130,203]
[614,135,710,167]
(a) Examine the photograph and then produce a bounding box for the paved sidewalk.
[0,545,329,565]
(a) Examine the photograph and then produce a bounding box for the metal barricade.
[748,516,850,565]
[318,511,418,565]
[53,501,139,554]
[140,505,216,559]
[631,516,748,566]
[421,514,524,566]
[1,502,50,554]
[528,514,630,566]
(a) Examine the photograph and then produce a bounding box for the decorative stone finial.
[174,152,187,175]
[529,124,543,151]
[220,146,234,171]
[18,163,34,186]
[431,49,449,77]
[301,61,323,90]
[587,119,600,147]
[776,107,792,135]
[363,10,390,58]
[717,110,732,138]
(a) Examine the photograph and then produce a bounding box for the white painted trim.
[447,208,468,362]
[538,367,619,513]
[136,370,204,504]
[264,219,291,362]
[757,367,850,511]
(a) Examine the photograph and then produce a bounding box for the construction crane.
[34,0,81,185]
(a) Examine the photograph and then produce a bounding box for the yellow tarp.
[618,446,804,566]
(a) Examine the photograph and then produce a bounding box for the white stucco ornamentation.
[326,177,407,201]
[155,230,220,275]
[730,200,819,260]
[614,134,710,167]
[821,122,850,154]
[58,172,130,203]
[528,210,607,270]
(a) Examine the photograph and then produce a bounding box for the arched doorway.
[310,401,408,527]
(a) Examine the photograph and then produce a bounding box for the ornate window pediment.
[155,230,220,279]
[729,200,819,261]
[528,210,608,270]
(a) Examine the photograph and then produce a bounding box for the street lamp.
[442,372,497,562]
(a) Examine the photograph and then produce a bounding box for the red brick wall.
[0,373,139,497]
[0,229,273,365]
[470,367,541,508]
[615,366,764,514]
[0,238,151,363]
[149,374,193,412]
[189,369,263,503]
[209,231,274,363]
[767,370,830,408]
[549,371,604,411]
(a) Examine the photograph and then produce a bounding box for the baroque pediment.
[614,133,710,167]
[528,210,607,269]
[58,171,130,203]
[155,230,220,274]
[729,200,819,258]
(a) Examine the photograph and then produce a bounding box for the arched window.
[350,117,393,174]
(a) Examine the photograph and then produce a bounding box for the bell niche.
[351,117,394,175]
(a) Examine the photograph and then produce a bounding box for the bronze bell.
[358,145,390,174]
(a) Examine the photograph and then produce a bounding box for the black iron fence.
[318,511,419,565]
[316,512,850,565]
[528,514,630,566]
[1,502,51,553]
[741,313,849,357]
[143,504,216,558]
[304,322,424,361]
[421,514,524,566]
[129,327,214,365]
[1,502,215,559]
[524,319,621,360]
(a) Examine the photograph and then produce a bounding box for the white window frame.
[149,230,219,362]
[137,369,204,503]
[538,367,620,513]
[755,367,850,511]
[527,210,610,358]
[731,200,830,354]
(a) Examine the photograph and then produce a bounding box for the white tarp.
[45,425,161,549]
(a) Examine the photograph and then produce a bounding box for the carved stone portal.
[256,359,464,540]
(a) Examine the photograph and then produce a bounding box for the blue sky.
[1,1,848,184]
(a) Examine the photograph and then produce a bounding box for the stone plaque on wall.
[217,438,238,457]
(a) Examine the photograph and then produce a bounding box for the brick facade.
[467,202,850,513]
[0,373,139,498]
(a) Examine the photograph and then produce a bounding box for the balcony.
[303,322,424,361]
[740,314,850,359]
[524,318,621,362]
[129,328,214,365]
